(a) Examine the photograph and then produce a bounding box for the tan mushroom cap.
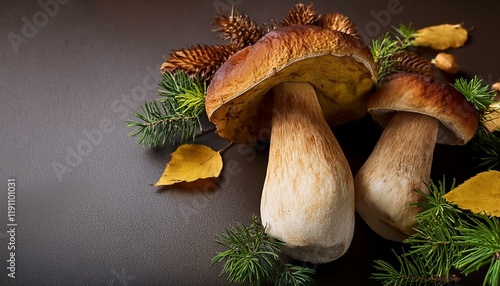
[205,24,377,143]
[368,73,478,145]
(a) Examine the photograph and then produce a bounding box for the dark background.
[1,0,499,285]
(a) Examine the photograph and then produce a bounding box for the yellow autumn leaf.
[153,144,223,186]
[443,170,500,216]
[413,23,468,50]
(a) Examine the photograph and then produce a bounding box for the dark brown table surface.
[1,0,499,285]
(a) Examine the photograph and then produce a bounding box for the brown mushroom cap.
[368,73,478,145]
[205,24,377,143]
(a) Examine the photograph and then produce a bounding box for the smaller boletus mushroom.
[355,73,478,242]
[206,24,376,263]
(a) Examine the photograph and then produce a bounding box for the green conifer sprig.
[452,77,500,171]
[471,129,500,171]
[453,215,500,286]
[157,71,206,116]
[372,249,461,286]
[211,215,316,286]
[405,182,464,279]
[369,23,417,85]
[126,71,207,147]
[371,178,500,286]
[393,23,417,48]
[452,76,497,113]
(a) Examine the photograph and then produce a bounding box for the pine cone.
[318,13,360,40]
[390,51,435,78]
[213,7,263,48]
[161,44,239,81]
[281,3,320,26]
[261,19,279,34]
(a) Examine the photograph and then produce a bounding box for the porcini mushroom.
[355,73,478,242]
[205,24,377,263]
[484,83,500,132]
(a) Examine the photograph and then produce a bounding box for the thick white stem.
[355,112,439,241]
[260,82,355,263]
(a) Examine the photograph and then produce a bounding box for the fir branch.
[157,71,206,116]
[370,32,400,84]
[453,215,500,286]
[156,70,202,98]
[412,179,462,229]
[126,100,201,147]
[460,79,499,171]
[404,180,463,280]
[369,23,417,85]
[212,215,316,286]
[372,250,460,286]
[452,76,497,113]
[274,264,317,286]
[371,177,500,286]
[126,71,207,147]
[393,23,417,49]
[170,81,206,116]
[212,215,284,285]
[471,129,500,171]
[371,179,461,285]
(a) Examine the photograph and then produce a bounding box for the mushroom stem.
[261,82,355,263]
[355,112,439,241]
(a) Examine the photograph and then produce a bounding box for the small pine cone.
[391,51,435,78]
[281,3,320,26]
[261,19,279,34]
[318,13,360,40]
[213,7,263,48]
[161,44,239,81]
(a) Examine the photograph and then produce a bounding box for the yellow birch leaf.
[413,23,468,50]
[153,144,223,186]
[443,170,500,216]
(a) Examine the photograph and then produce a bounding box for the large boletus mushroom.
[205,24,377,263]
[355,73,478,242]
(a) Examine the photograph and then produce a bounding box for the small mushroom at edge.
[205,24,377,263]
[355,73,478,242]
[484,82,500,132]
[433,52,461,75]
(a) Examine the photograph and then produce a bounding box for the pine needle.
[212,215,316,286]
[369,23,417,85]
[452,76,497,113]
[405,180,463,279]
[471,129,500,171]
[371,177,500,286]
[372,250,459,286]
[126,71,206,147]
[393,23,417,49]
[370,33,401,84]
[274,264,317,286]
[126,100,201,147]
[454,215,500,286]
